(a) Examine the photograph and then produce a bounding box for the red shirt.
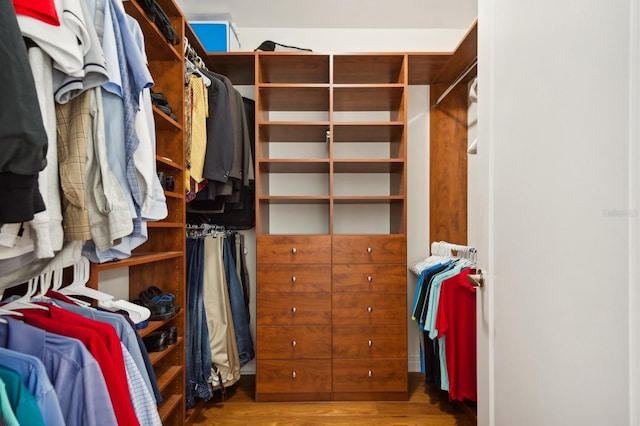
[12,0,60,26]
[436,268,477,402]
[18,304,140,426]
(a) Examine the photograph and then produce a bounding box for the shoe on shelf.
[158,325,177,345]
[143,330,168,352]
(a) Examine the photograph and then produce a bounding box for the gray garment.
[209,72,243,181]
[0,251,36,276]
[201,70,234,184]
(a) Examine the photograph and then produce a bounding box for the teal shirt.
[0,379,19,426]
[0,367,45,426]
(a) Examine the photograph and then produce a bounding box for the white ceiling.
[177,0,478,30]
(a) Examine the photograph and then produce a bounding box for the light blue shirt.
[0,317,117,425]
[0,348,64,426]
[122,343,161,425]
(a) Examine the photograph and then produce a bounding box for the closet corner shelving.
[207,17,477,401]
[87,0,189,424]
[243,51,409,402]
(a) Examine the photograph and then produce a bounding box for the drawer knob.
[292,371,297,379]
[367,306,373,313]
[368,370,373,378]
[368,340,373,347]
[292,340,297,347]
[291,276,297,283]
[367,247,373,253]
[292,306,297,313]
[291,247,297,254]
[367,276,373,283]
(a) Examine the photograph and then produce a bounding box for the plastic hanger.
[1,276,48,311]
[59,257,150,324]
[49,267,91,307]
[59,257,113,303]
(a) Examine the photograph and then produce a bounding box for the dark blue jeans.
[186,238,213,408]
[223,237,254,367]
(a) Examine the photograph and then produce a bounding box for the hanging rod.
[433,57,478,107]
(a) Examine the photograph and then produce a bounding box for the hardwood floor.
[191,373,476,425]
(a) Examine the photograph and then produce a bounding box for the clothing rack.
[186,223,229,239]
[184,37,208,71]
[431,241,477,262]
[410,241,477,276]
[433,57,478,107]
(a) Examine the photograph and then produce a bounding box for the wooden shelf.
[153,105,183,131]
[208,52,256,85]
[333,123,404,142]
[259,86,330,111]
[333,196,405,204]
[333,54,406,84]
[146,221,185,228]
[158,394,183,423]
[259,122,330,142]
[123,1,181,62]
[333,159,404,173]
[258,159,330,173]
[333,86,404,111]
[258,196,330,205]
[259,53,330,84]
[156,365,184,392]
[164,191,185,200]
[156,155,183,171]
[148,337,184,365]
[137,311,184,338]
[90,252,183,272]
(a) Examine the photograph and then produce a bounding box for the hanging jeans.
[223,237,254,367]
[186,237,213,409]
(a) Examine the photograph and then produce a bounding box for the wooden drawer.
[332,359,408,393]
[257,326,331,359]
[332,325,407,359]
[333,235,406,264]
[332,264,406,293]
[256,359,332,393]
[333,293,406,325]
[258,235,331,264]
[258,264,331,293]
[257,293,331,326]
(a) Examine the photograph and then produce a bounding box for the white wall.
[477,0,637,424]
[234,27,466,53]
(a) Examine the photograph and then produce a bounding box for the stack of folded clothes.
[150,90,178,121]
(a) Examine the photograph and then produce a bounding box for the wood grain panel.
[257,235,331,263]
[332,264,406,293]
[332,235,406,264]
[333,54,405,84]
[432,19,478,86]
[333,359,408,392]
[333,325,407,358]
[256,359,332,393]
[332,293,406,325]
[257,326,331,359]
[258,264,331,293]
[429,82,468,246]
[257,293,331,326]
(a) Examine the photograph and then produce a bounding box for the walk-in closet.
[2,0,638,425]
